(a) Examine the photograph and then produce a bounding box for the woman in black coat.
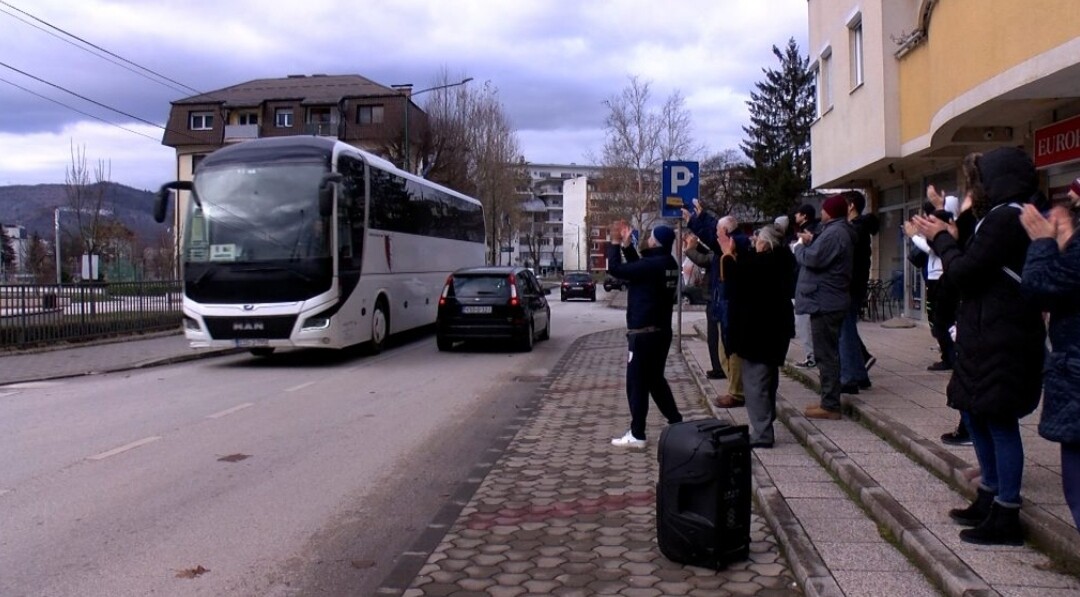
[913,147,1046,546]
[1019,179,1080,531]
[717,223,796,448]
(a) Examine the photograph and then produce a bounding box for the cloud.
[0,0,808,189]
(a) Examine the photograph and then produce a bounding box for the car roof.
[452,266,528,275]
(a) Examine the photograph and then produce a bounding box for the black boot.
[949,487,994,526]
[959,502,1023,546]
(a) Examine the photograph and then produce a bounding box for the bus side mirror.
[318,173,343,218]
[155,180,194,223]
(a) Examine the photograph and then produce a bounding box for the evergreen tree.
[740,38,816,218]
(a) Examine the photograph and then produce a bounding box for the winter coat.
[793,217,855,315]
[1022,233,1080,444]
[929,148,1046,419]
[720,245,796,366]
[607,243,679,330]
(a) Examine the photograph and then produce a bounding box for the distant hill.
[0,182,165,244]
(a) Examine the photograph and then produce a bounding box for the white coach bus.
[155,136,486,354]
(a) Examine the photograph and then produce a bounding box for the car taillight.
[508,273,520,307]
[439,274,453,306]
[562,282,569,288]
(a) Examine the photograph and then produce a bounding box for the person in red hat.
[793,194,856,420]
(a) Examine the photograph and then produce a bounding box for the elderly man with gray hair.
[683,206,748,408]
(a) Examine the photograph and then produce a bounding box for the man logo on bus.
[243,304,255,311]
[233,322,265,331]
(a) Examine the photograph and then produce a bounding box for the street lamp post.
[392,77,473,173]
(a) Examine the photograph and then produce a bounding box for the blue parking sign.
[661,161,699,218]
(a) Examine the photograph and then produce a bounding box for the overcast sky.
[0,0,808,191]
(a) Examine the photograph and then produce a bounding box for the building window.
[237,112,258,125]
[357,105,384,124]
[192,154,206,172]
[816,47,832,116]
[849,17,864,90]
[275,108,293,128]
[189,112,213,130]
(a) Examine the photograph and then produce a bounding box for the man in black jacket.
[839,191,880,394]
[607,220,683,448]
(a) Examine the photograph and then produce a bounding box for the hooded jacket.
[929,147,1046,418]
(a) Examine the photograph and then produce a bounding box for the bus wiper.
[191,268,215,286]
[237,266,313,283]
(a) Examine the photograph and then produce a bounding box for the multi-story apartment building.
[514,164,600,274]
[809,0,1080,319]
[162,74,428,179]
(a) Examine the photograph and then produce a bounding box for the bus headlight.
[183,316,201,332]
[301,316,331,331]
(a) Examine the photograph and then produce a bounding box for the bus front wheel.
[369,298,389,354]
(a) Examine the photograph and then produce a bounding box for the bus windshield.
[185,161,330,263]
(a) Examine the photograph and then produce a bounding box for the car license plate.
[235,338,269,347]
[462,306,492,314]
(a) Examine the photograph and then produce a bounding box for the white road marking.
[206,402,255,419]
[1,381,65,389]
[87,436,161,461]
[284,382,316,393]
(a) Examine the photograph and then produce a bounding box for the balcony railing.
[223,124,259,142]
[304,122,339,137]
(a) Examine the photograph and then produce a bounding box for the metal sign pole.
[676,219,683,350]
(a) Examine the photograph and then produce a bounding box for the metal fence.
[0,280,183,350]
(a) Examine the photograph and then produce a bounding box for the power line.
[0,0,206,98]
[0,61,203,143]
[0,4,196,97]
[0,75,161,142]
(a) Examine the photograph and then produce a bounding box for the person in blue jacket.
[1019,177,1080,532]
[607,220,683,448]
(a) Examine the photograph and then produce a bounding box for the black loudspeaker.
[656,419,751,569]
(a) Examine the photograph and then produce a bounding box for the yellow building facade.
[809,0,1080,318]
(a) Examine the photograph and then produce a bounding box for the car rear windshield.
[565,273,591,282]
[452,275,511,298]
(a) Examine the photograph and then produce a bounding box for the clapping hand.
[911,214,956,240]
[1021,204,1076,251]
[927,184,945,210]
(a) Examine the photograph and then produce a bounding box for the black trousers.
[926,279,957,366]
[705,309,723,372]
[626,329,682,439]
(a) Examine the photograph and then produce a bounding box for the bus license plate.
[235,339,270,347]
[462,306,492,314]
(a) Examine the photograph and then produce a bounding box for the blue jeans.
[963,411,1025,506]
[839,305,869,386]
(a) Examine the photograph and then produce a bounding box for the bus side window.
[339,155,366,271]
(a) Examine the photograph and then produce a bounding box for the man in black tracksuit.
[607,221,683,448]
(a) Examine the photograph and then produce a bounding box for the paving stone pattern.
[392,330,801,596]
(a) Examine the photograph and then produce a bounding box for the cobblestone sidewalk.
[378,329,801,596]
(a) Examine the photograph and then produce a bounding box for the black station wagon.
[436,266,551,352]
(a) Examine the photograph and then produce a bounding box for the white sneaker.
[611,430,646,448]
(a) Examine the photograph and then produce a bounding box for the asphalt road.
[0,293,626,597]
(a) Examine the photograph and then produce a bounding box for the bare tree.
[597,76,702,233]
[63,143,112,259]
[421,74,526,264]
[698,149,751,217]
[25,231,51,283]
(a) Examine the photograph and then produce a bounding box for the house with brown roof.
[161,73,429,182]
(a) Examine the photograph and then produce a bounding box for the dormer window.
[189,112,214,131]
